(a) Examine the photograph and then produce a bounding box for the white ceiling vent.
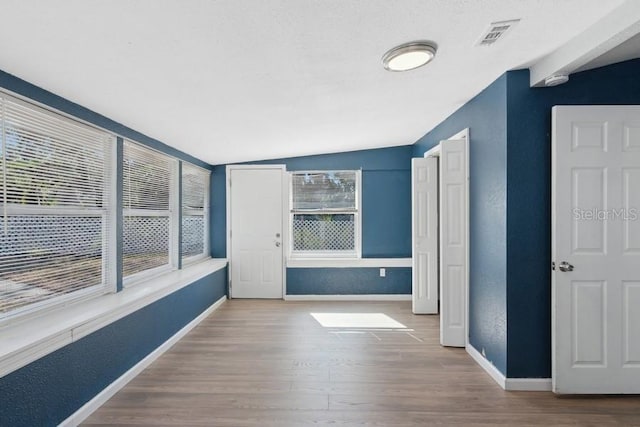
[476,19,520,46]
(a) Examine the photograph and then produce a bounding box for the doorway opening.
[411,129,469,347]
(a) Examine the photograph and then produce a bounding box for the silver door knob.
[275,241,281,247]
[558,261,574,272]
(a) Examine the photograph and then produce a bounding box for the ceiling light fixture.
[382,41,437,72]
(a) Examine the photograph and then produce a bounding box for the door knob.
[558,261,574,272]
[275,241,281,247]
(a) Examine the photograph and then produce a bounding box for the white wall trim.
[505,378,552,392]
[0,258,227,378]
[286,257,412,268]
[466,344,506,389]
[59,295,227,427]
[285,294,412,301]
[466,344,552,391]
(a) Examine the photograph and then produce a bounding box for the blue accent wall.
[504,59,640,378]
[411,59,640,379]
[0,268,227,427]
[211,146,412,295]
[212,145,412,259]
[413,75,508,375]
[287,267,411,295]
[0,68,223,424]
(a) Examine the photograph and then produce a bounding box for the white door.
[412,157,439,314]
[440,139,468,347]
[228,167,284,298]
[552,106,640,393]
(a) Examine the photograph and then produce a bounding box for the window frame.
[288,170,362,259]
[122,140,179,287]
[0,92,117,322]
[181,162,211,266]
[0,88,215,329]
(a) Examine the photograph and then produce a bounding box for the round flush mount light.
[382,41,437,72]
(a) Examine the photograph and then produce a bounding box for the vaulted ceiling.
[0,0,632,164]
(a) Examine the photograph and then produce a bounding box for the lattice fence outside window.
[292,215,355,252]
[181,163,209,262]
[0,94,114,317]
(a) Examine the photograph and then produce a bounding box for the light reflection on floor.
[310,312,408,329]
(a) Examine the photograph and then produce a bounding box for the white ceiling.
[0,0,627,164]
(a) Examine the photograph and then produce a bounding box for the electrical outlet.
[380,268,386,277]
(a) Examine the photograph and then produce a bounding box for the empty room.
[2,1,640,426]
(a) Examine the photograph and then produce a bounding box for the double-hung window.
[123,140,177,281]
[290,170,361,258]
[181,163,210,263]
[0,90,213,323]
[0,94,115,318]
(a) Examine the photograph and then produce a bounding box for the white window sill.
[286,258,412,268]
[0,258,227,378]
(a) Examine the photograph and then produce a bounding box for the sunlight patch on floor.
[310,312,407,329]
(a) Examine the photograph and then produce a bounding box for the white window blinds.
[0,94,114,317]
[291,171,357,211]
[290,171,360,256]
[123,141,174,278]
[181,163,209,261]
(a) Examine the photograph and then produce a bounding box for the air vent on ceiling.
[476,19,520,46]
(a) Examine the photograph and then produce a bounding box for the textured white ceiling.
[0,0,626,164]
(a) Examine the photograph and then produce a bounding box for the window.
[181,163,209,263]
[290,170,360,257]
[123,141,177,280]
[0,91,212,323]
[0,94,115,318]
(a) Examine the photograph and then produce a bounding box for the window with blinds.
[0,94,114,318]
[123,140,175,279]
[290,171,360,257]
[181,163,209,262]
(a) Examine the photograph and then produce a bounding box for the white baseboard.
[505,378,552,391]
[466,344,552,391]
[60,295,227,427]
[284,294,412,301]
[466,344,506,389]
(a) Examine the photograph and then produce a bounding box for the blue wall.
[0,268,227,427]
[211,146,413,295]
[0,69,223,424]
[287,267,411,295]
[413,75,508,374]
[504,59,640,378]
[212,145,413,259]
[412,59,640,378]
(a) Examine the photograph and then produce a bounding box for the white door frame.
[226,164,288,298]
[424,128,470,347]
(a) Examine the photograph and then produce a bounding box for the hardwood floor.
[84,300,640,426]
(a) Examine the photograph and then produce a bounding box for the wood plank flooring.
[83,300,640,426]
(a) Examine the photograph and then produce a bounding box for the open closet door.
[412,157,439,314]
[440,138,468,347]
